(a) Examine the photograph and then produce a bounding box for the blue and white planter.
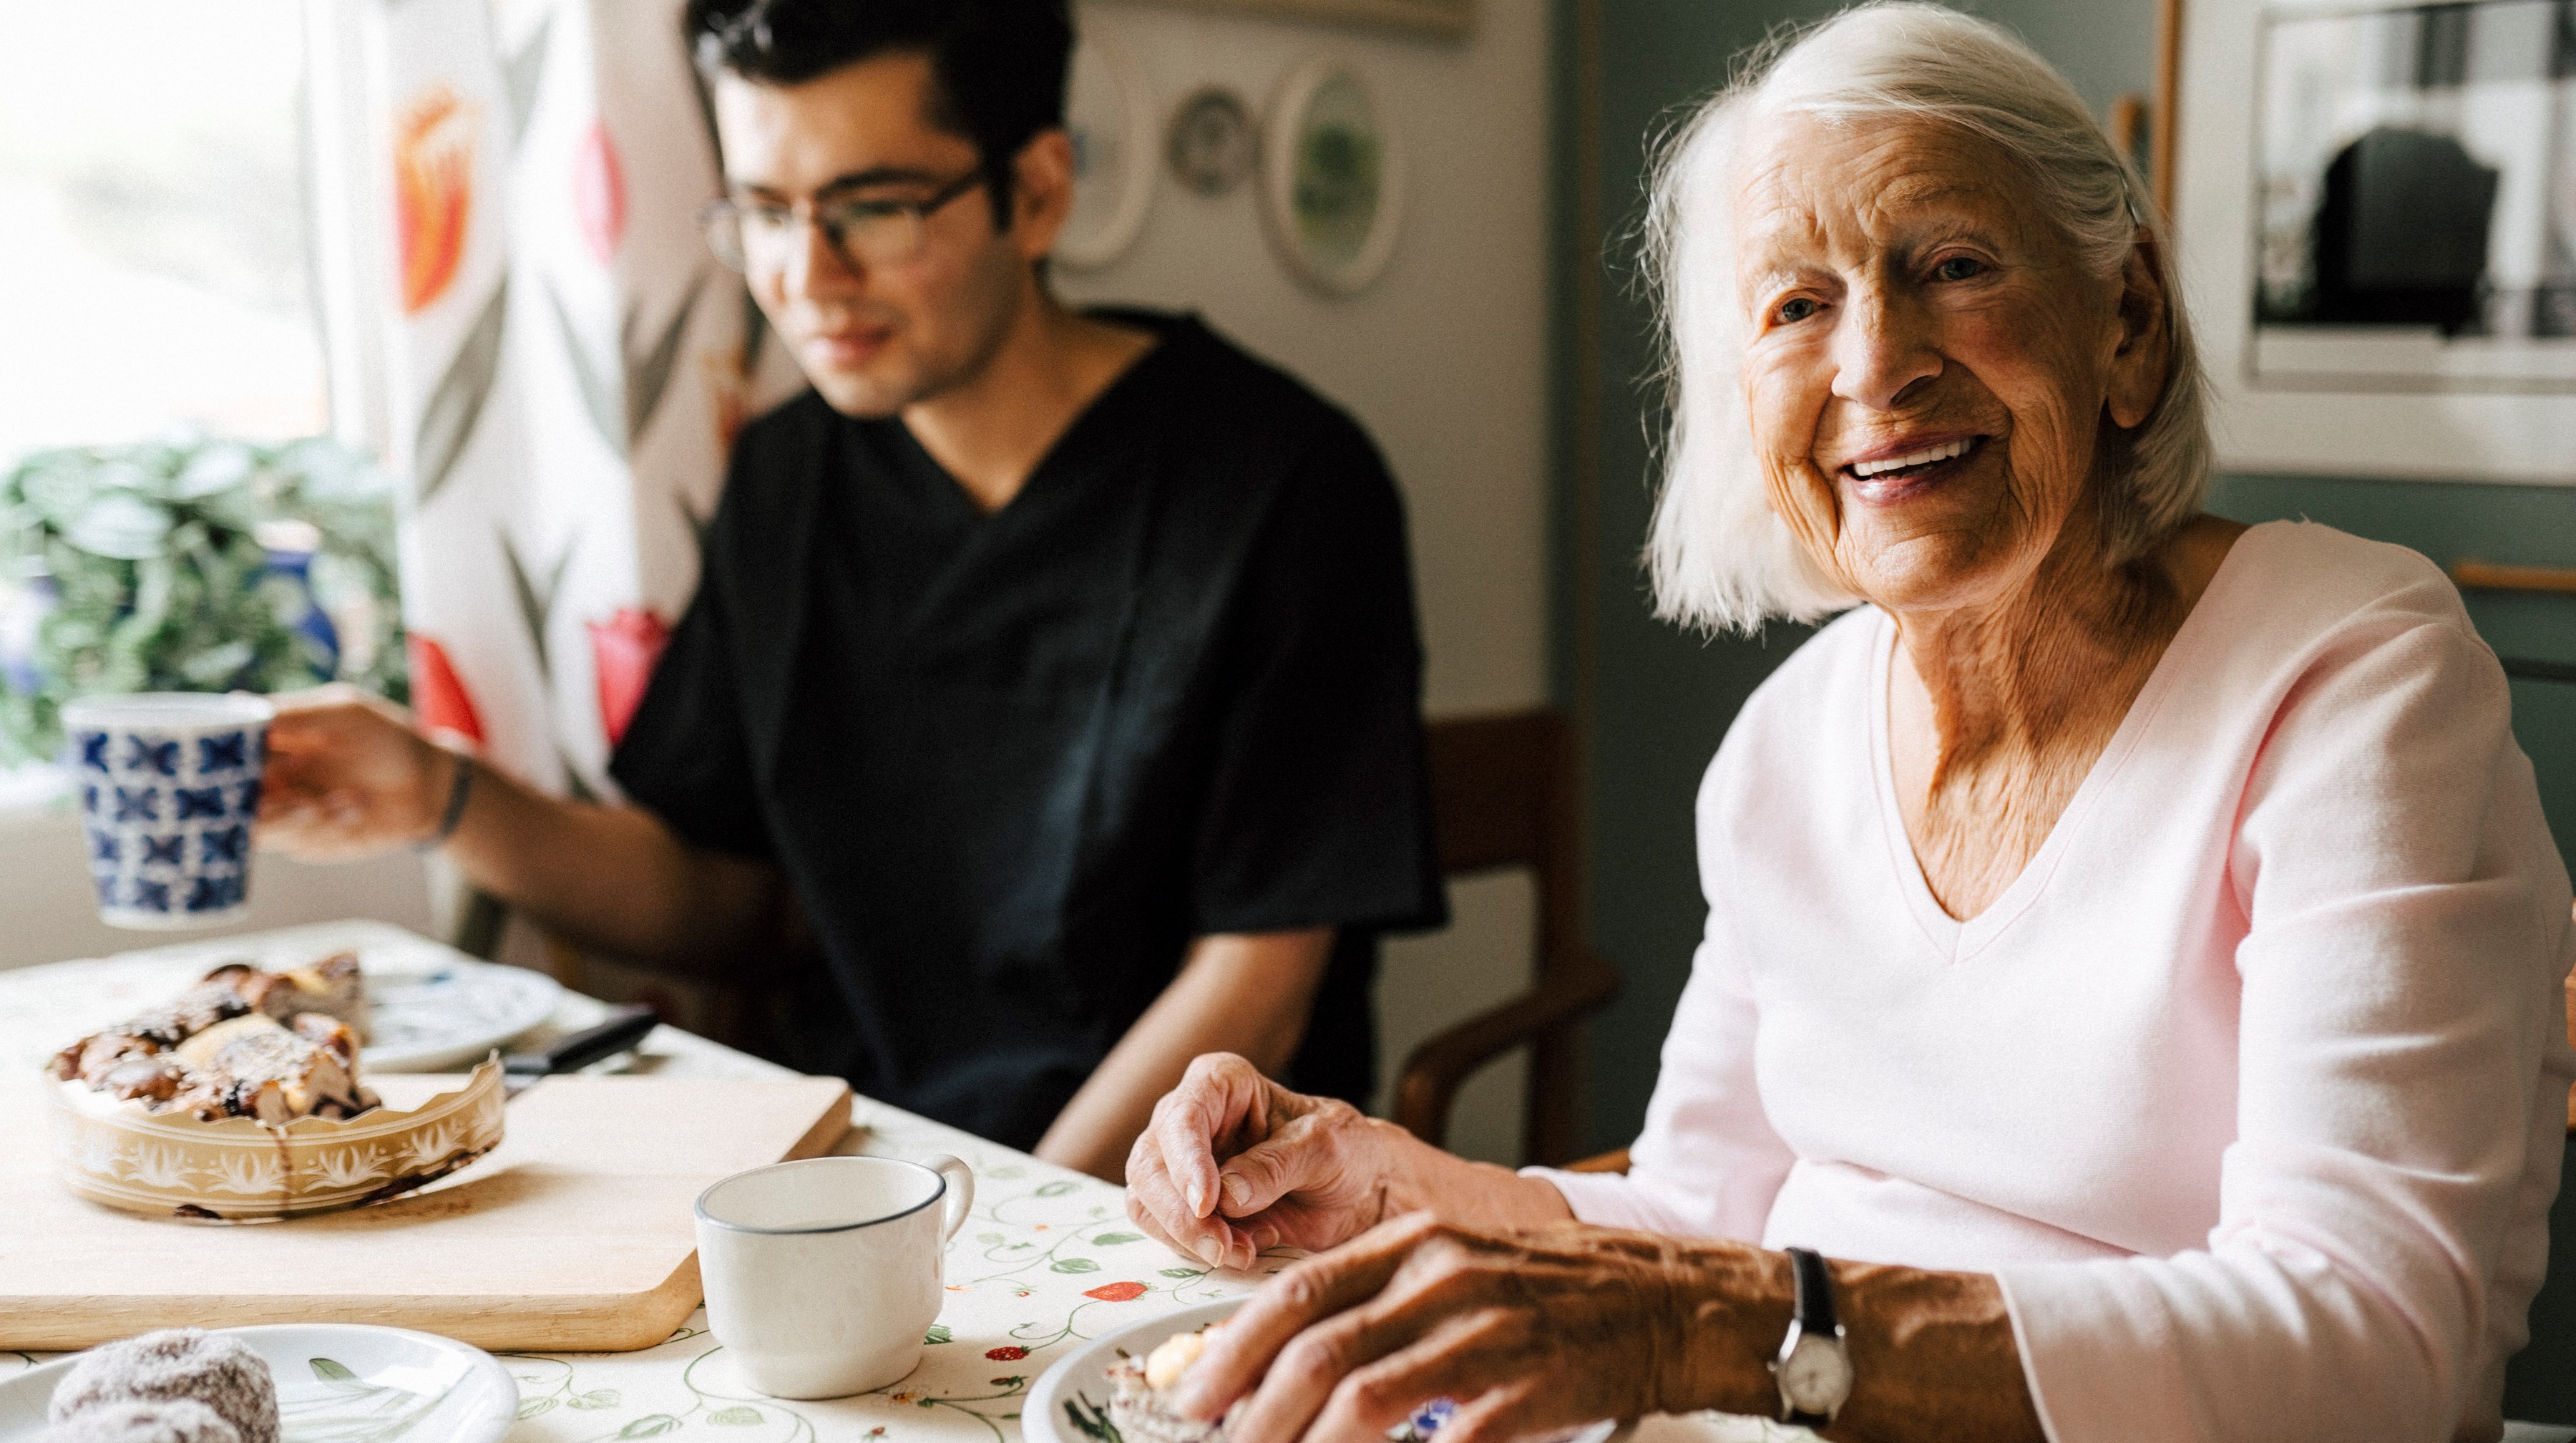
[61,693,274,930]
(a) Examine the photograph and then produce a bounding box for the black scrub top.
[610,311,1448,1149]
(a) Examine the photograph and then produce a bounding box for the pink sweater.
[1536,523,2575,1442]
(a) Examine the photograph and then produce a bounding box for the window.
[0,1,328,462]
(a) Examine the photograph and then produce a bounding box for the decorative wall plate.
[1166,87,1259,198]
[1057,31,1158,271]
[1261,57,1405,296]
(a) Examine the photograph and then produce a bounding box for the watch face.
[1779,1337,1853,1411]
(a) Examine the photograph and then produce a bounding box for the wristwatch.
[1770,1246,1853,1428]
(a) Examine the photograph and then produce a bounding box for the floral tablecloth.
[0,931,1279,1443]
[482,1089,1272,1443]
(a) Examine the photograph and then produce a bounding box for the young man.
[259,0,1444,1177]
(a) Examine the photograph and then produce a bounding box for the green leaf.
[65,492,172,560]
[568,1389,622,1409]
[1091,1232,1143,1245]
[924,1324,953,1345]
[517,1397,557,1421]
[416,281,509,504]
[1158,1268,1206,1279]
[1034,1180,1078,1198]
[170,444,255,500]
[625,271,708,446]
[309,1358,357,1382]
[977,1233,1005,1245]
[1050,1258,1101,1273]
[545,280,623,459]
[618,1414,682,1438]
[706,1407,763,1426]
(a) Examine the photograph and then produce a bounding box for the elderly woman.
[1122,7,2575,1443]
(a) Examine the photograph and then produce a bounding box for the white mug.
[693,1154,976,1399]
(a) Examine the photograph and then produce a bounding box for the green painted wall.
[1556,0,2576,1419]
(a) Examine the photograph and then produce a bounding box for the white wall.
[1060,0,1553,1162]
[0,798,432,971]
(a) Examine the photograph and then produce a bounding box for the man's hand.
[1170,1213,1789,1443]
[1125,1052,1399,1271]
[258,686,459,860]
[1036,931,1333,1184]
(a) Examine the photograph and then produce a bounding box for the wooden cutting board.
[0,1073,851,1351]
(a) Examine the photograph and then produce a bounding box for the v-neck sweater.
[1537,522,2575,1442]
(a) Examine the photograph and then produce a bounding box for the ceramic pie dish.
[43,1058,504,1222]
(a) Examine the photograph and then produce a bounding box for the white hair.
[1641,1,2212,634]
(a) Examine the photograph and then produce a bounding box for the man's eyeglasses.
[701,168,985,273]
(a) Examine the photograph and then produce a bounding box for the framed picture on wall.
[2175,0,2576,482]
[1121,0,1471,42]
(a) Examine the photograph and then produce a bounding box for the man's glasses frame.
[701,167,986,274]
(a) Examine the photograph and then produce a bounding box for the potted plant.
[0,432,407,767]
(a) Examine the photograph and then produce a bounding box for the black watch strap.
[1788,1246,1838,1336]
[1781,1246,1840,1428]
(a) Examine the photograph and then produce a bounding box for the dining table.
[0,924,1818,1443]
[27,929,2558,1443]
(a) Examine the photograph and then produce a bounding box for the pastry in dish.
[1105,1328,1231,1443]
[46,1329,278,1443]
[205,951,369,1043]
[44,1399,243,1443]
[1095,1325,1453,1443]
[49,959,381,1122]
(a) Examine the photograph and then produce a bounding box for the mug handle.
[924,1153,975,1240]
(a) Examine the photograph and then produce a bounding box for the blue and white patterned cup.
[62,693,275,930]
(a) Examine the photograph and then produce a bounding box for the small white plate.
[358,945,560,1073]
[0,1324,518,1443]
[1023,1301,1626,1443]
[1025,1298,1242,1443]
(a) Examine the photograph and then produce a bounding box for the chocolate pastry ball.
[44,1400,243,1443]
[47,1331,277,1443]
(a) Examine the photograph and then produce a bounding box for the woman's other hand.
[1126,1052,1397,1271]
[1173,1213,1785,1443]
[257,685,458,860]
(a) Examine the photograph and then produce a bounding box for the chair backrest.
[1399,709,1614,1165]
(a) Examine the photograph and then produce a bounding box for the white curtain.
[318,0,801,988]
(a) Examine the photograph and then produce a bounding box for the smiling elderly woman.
[1121,7,2575,1443]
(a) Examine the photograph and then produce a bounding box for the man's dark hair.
[683,0,1073,228]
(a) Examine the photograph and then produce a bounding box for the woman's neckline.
[1864,519,2270,955]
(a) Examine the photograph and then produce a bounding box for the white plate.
[0,920,561,1076]
[0,1324,518,1443]
[1024,1301,1628,1443]
[358,943,561,1073]
[1025,1298,1243,1443]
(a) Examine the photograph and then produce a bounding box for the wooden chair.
[1389,709,1619,1167]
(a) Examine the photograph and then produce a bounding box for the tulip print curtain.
[361,0,798,787]
[328,0,799,986]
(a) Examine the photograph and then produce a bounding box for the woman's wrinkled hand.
[1125,1052,1400,1272]
[256,685,457,860]
[1170,1213,1785,1443]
